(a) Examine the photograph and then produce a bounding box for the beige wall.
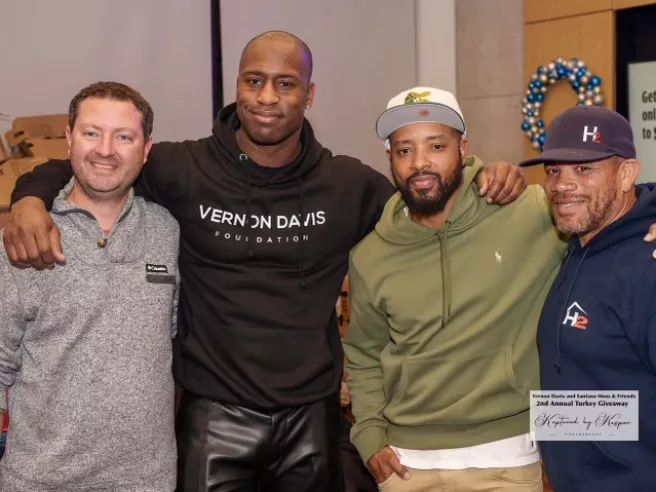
[416,0,457,92]
[455,0,524,166]
[0,0,213,144]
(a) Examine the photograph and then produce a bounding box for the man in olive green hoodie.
[343,87,567,491]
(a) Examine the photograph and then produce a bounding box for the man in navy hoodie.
[0,32,524,491]
[520,106,656,492]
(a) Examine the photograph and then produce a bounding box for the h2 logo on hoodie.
[563,302,589,330]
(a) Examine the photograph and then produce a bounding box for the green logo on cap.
[404,91,431,104]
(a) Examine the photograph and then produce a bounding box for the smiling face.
[236,37,314,147]
[67,97,152,201]
[544,157,639,244]
[388,121,466,217]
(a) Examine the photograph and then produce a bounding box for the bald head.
[240,31,313,83]
[235,31,316,148]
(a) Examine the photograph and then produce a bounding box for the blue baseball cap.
[519,105,636,167]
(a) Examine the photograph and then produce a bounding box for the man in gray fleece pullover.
[0,82,179,491]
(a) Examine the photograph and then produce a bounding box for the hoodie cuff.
[352,424,388,463]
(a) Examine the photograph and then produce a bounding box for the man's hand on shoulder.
[3,197,65,270]
[476,161,527,205]
[367,446,411,484]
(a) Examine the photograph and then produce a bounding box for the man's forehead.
[240,41,308,74]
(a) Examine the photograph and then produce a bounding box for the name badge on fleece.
[146,263,176,284]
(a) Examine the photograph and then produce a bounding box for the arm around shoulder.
[134,141,194,210]
[10,159,73,210]
[359,167,395,241]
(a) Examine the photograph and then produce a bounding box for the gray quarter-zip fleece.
[0,179,180,491]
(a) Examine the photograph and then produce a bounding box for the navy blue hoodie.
[538,184,656,492]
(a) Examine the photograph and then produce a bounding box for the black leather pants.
[175,391,344,492]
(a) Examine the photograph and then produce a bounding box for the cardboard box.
[24,138,69,159]
[4,114,69,160]
[0,157,48,228]
[12,114,68,139]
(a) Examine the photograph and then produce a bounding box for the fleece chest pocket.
[107,264,175,309]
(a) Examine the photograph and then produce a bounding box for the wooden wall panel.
[524,0,612,23]
[614,0,656,9]
[522,11,615,184]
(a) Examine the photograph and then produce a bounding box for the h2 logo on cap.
[582,125,601,144]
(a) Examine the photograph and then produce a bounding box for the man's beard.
[551,181,618,238]
[393,154,463,217]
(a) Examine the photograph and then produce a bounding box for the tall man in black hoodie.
[2,32,525,491]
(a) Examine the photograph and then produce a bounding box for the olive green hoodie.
[343,157,566,462]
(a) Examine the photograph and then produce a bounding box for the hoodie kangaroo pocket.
[384,347,529,426]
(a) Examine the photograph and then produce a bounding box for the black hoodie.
[10,103,394,409]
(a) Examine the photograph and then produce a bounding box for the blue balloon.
[528,94,536,102]
[522,121,530,130]
[572,81,580,89]
[537,93,545,102]
[537,120,544,128]
[534,80,542,88]
[538,134,546,143]
[527,111,534,117]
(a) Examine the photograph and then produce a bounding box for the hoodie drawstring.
[240,154,255,259]
[297,178,307,289]
[238,154,307,289]
[554,248,588,373]
[437,227,452,329]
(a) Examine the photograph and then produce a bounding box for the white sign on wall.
[628,61,656,182]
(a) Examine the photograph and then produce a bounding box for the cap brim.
[376,103,466,141]
[519,148,616,167]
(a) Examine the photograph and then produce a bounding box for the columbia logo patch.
[146,264,168,274]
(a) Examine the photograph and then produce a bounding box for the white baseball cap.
[376,87,466,141]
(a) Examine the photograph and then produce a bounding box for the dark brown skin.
[367,446,411,483]
[235,34,315,168]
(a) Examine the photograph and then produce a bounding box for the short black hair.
[240,31,313,82]
[69,81,154,139]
